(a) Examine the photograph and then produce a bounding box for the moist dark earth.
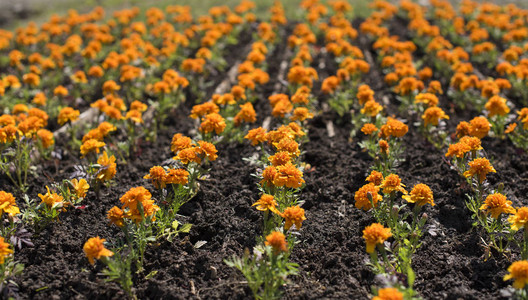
[1,18,528,300]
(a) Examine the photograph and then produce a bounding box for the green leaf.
[179,223,192,233]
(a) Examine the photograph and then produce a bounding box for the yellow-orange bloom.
[199,113,226,134]
[363,223,392,253]
[174,147,201,164]
[468,116,490,139]
[403,184,434,206]
[96,151,117,181]
[245,127,268,146]
[485,95,510,117]
[165,168,189,185]
[463,157,496,183]
[354,183,382,211]
[269,151,291,166]
[504,260,528,289]
[273,162,305,188]
[361,123,378,135]
[422,106,449,127]
[58,107,80,125]
[480,193,515,219]
[281,206,306,230]
[197,141,218,161]
[265,231,288,254]
[144,166,167,189]
[37,129,54,149]
[0,191,20,217]
[366,170,383,186]
[380,174,407,194]
[509,207,528,231]
[252,194,280,214]
[261,166,277,187]
[71,178,89,198]
[107,206,125,227]
[80,139,106,157]
[373,287,403,300]
[171,133,193,153]
[415,93,439,107]
[83,237,114,265]
[0,237,13,264]
[38,186,64,208]
[380,117,408,138]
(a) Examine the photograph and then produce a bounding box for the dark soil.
[2,16,527,300]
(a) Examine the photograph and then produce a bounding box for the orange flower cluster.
[143,166,189,189]
[171,133,218,164]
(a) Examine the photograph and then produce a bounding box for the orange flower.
[504,260,528,289]
[273,162,305,188]
[360,100,383,117]
[379,140,389,155]
[171,133,193,153]
[165,168,189,185]
[273,138,300,157]
[463,157,496,183]
[252,194,280,214]
[363,223,392,253]
[456,121,471,138]
[281,206,306,230]
[365,170,383,186]
[373,288,403,300]
[107,206,125,227]
[422,106,449,127]
[71,178,90,198]
[38,186,64,208]
[199,113,226,134]
[361,123,378,135]
[403,183,434,206]
[380,174,407,194]
[174,147,201,164]
[119,186,151,211]
[261,166,277,187]
[508,207,528,231]
[245,127,268,146]
[83,237,114,265]
[0,191,20,217]
[0,237,13,264]
[53,85,68,97]
[37,129,54,149]
[234,102,257,126]
[445,142,470,158]
[380,117,408,138]
[265,231,288,254]
[58,107,80,125]
[269,151,291,166]
[480,193,515,219]
[354,183,382,211]
[80,139,105,157]
[96,151,117,181]
[415,93,438,107]
[197,141,218,161]
[468,116,490,139]
[459,136,482,151]
[485,95,510,117]
[290,107,314,122]
[144,166,167,189]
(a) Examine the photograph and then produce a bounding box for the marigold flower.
[265,231,288,254]
[463,157,496,183]
[197,141,218,161]
[165,168,189,185]
[361,100,383,117]
[459,136,482,151]
[415,93,438,107]
[403,184,434,206]
[505,123,517,134]
[83,237,114,265]
[190,102,219,119]
[0,191,20,217]
[355,183,382,211]
[252,194,280,214]
[125,110,143,124]
[174,147,201,164]
[456,121,471,139]
[261,166,277,187]
[120,186,152,210]
[199,113,226,135]
[380,174,407,194]
[269,151,291,166]
[245,127,268,146]
[422,107,449,127]
[53,85,68,97]
[504,260,528,289]
[288,122,305,138]
[0,237,13,264]
[281,206,306,230]
[96,151,117,181]
[71,178,89,198]
[273,138,300,157]
[485,95,510,117]
[171,133,193,153]
[128,198,160,223]
[234,102,257,126]
[509,207,528,231]
[130,100,147,112]
[366,171,383,186]
[37,129,54,149]
[373,287,403,300]
[107,206,125,227]
[144,166,167,189]
[58,107,80,125]
[80,139,106,157]
[290,107,314,122]
[363,223,392,253]
[273,162,305,188]
[97,121,117,137]
[379,140,389,155]
[480,193,515,219]
[380,117,408,138]
[361,123,378,135]
[38,186,64,208]
[468,116,490,139]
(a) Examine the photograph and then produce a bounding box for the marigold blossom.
[38,186,64,208]
[508,207,528,231]
[273,162,305,188]
[354,183,382,211]
[0,191,20,217]
[363,223,392,253]
[403,184,434,206]
[380,174,407,195]
[373,287,403,300]
[71,178,90,198]
[252,194,279,214]
[265,231,288,254]
[463,157,496,183]
[281,206,306,230]
[0,237,13,264]
[504,260,528,289]
[480,193,515,219]
[83,237,114,265]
